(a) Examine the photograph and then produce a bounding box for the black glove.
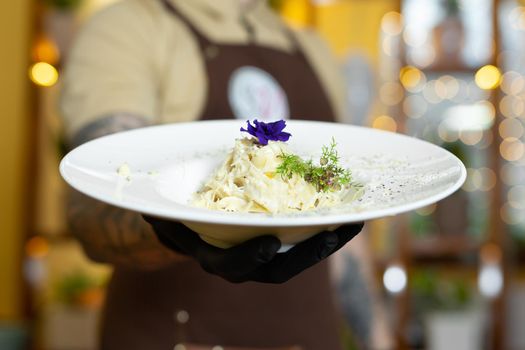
[143,216,364,284]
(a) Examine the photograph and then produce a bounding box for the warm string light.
[462,168,497,192]
[391,10,525,234]
[32,35,60,65]
[500,138,525,161]
[372,115,397,132]
[499,118,524,139]
[379,82,404,106]
[25,236,49,258]
[498,69,525,168]
[29,34,60,87]
[475,65,502,90]
[499,95,524,118]
[399,66,426,92]
[381,11,403,36]
[29,62,59,87]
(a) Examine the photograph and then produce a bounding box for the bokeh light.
[423,80,444,104]
[478,100,497,121]
[438,75,460,100]
[399,66,426,91]
[403,25,428,47]
[32,36,60,65]
[451,80,469,103]
[474,131,493,150]
[441,102,495,133]
[25,236,49,259]
[408,45,436,68]
[508,185,525,209]
[438,122,459,143]
[381,11,403,36]
[478,263,503,298]
[511,76,525,96]
[462,168,479,192]
[475,65,502,90]
[500,138,525,161]
[477,167,497,192]
[509,6,525,30]
[501,202,522,225]
[372,115,397,132]
[29,62,59,87]
[382,36,395,57]
[499,118,524,139]
[500,71,521,95]
[383,264,407,294]
[379,82,404,106]
[459,130,483,146]
[499,95,524,118]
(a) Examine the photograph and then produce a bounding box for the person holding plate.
[60,0,392,349]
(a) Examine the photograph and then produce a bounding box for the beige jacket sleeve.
[60,1,160,139]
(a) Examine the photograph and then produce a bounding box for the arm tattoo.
[68,113,151,150]
[67,113,182,269]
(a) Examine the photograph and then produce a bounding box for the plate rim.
[60,119,467,227]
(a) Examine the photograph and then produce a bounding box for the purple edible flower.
[240,119,292,145]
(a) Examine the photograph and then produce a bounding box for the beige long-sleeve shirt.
[60,0,347,138]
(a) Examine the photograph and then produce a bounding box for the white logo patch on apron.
[228,66,290,121]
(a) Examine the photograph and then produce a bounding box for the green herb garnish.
[276,138,352,192]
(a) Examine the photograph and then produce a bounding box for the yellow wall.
[314,0,398,60]
[0,0,32,319]
[279,0,398,60]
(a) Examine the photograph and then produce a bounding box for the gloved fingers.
[144,215,283,282]
[330,222,365,251]
[142,216,202,256]
[250,230,339,283]
[206,235,282,283]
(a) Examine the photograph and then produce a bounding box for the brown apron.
[100,1,342,349]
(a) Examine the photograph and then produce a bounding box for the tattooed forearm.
[68,189,183,269]
[68,113,151,150]
[67,114,185,269]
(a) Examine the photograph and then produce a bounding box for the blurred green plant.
[509,225,525,246]
[441,140,468,166]
[43,0,83,11]
[441,0,460,16]
[55,271,105,308]
[411,269,472,312]
[409,212,438,237]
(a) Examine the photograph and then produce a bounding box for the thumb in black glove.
[143,216,364,284]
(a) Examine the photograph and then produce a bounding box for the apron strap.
[160,0,211,48]
[159,0,307,60]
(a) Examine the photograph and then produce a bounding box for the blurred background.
[1,0,525,349]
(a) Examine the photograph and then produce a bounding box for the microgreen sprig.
[276,138,352,192]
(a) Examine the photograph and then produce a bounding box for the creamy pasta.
[192,138,362,214]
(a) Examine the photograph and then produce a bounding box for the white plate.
[60,120,466,247]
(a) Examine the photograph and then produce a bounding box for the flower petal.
[239,119,291,145]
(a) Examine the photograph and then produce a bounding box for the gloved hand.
[143,216,364,284]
